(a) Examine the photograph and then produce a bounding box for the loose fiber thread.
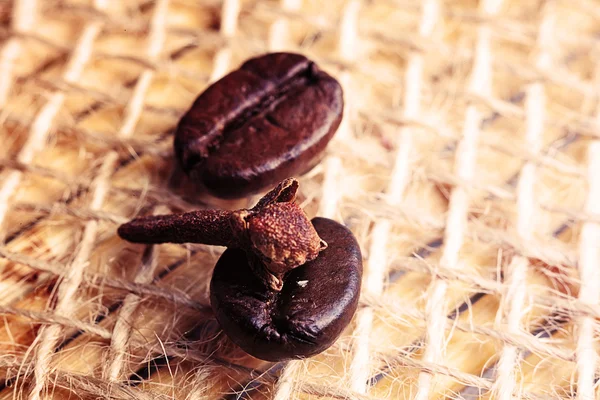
[415,0,501,398]
[297,381,380,400]
[492,5,552,398]
[28,0,170,397]
[273,361,302,400]
[5,328,259,379]
[184,367,213,399]
[6,353,375,400]
[0,304,113,340]
[349,0,439,394]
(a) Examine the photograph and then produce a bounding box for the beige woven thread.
[416,0,500,397]
[0,0,35,108]
[575,79,600,400]
[28,147,115,400]
[104,206,162,381]
[1,0,599,399]
[100,0,170,383]
[25,0,172,396]
[491,4,551,399]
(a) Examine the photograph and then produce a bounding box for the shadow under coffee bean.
[174,52,344,199]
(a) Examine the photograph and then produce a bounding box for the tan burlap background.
[0,0,599,398]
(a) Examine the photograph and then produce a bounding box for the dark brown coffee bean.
[174,52,343,199]
[210,217,362,361]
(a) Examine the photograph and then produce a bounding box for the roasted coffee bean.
[174,52,343,199]
[210,217,362,361]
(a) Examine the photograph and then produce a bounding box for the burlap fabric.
[0,0,598,398]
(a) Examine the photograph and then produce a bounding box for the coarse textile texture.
[0,0,598,399]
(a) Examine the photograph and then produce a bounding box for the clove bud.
[117,179,326,291]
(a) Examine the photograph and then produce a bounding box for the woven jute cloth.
[0,0,598,398]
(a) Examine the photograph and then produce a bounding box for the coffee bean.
[210,217,362,361]
[174,52,343,199]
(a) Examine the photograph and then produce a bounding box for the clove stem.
[117,209,236,247]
